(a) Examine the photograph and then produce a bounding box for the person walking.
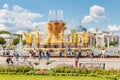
[75,54,79,67]
[33,48,36,56]
[42,51,45,59]
[78,50,82,59]
[38,50,42,60]
[46,50,50,61]
[15,52,19,61]
[13,51,16,62]
[67,48,71,55]
[29,50,32,58]
[58,50,62,58]
[72,50,76,56]
[101,49,106,58]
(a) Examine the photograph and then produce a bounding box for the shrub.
[0,65,33,74]
[65,68,71,73]
[25,70,35,75]
[49,70,55,76]
[34,62,40,65]
[95,69,106,75]
[46,61,52,65]
[88,73,97,77]
[81,68,89,74]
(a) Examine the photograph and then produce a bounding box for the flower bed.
[37,69,49,73]
[1,64,120,79]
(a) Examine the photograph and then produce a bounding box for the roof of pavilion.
[75,25,87,32]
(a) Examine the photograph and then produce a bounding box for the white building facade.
[0,34,18,45]
[87,31,120,47]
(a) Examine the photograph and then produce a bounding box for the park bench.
[79,62,105,69]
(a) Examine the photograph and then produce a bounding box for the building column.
[90,36,93,46]
[119,37,120,47]
[94,37,96,46]
[32,35,35,48]
[107,37,110,49]
[96,35,98,47]
[112,32,114,42]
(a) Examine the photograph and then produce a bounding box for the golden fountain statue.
[84,32,88,43]
[35,31,40,47]
[25,32,32,47]
[73,32,77,43]
[82,32,88,47]
[23,10,90,51]
[48,22,53,34]
[25,32,29,45]
[47,33,51,43]
[70,34,72,43]
[47,21,66,48]
[78,35,81,44]
[53,22,59,39]
[60,31,64,42]
[82,33,85,47]
[48,22,66,41]
[84,32,88,47]
[46,33,51,48]
[73,32,78,48]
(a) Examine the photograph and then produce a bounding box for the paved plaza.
[34,58,120,70]
[0,57,120,70]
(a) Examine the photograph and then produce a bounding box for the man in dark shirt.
[46,50,50,61]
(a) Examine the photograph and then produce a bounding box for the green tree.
[13,34,22,38]
[22,40,26,45]
[105,41,118,47]
[13,38,19,45]
[0,37,6,44]
[0,30,11,34]
[110,41,118,46]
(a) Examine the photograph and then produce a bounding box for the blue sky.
[0,0,120,34]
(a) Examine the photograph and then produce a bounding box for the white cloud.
[16,30,25,34]
[0,4,43,33]
[81,5,107,23]
[33,22,48,33]
[0,24,6,30]
[71,20,75,23]
[82,16,94,23]
[107,25,120,32]
[3,4,8,9]
[13,5,24,11]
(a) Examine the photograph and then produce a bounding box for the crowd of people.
[6,50,19,65]
[0,47,118,67]
[29,48,50,61]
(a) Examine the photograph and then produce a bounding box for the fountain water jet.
[0,44,3,54]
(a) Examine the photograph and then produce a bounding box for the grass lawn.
[0,75,109,80]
